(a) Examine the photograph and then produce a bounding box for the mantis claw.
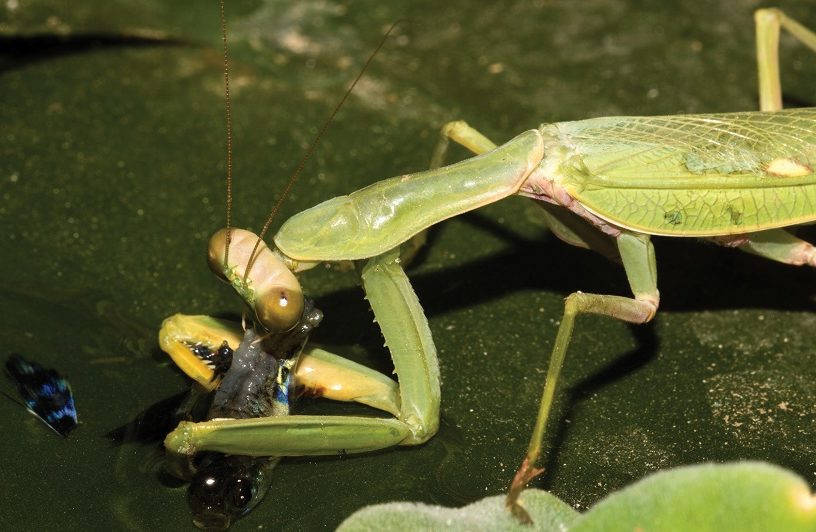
[506,456,545,525]
[164,420,196,458]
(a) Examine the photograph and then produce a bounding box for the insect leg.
[755,8,816,111]
[357,246,440,444]
[506,232,660,523]
[737,229,816,267]
[160,314,401,414]
[429,120,498,169]
[165,415,411,457]
[399,121,501,264]
[295,347,401,417]
[536,203,620,263]
[165,248,439,456]
[159,314,244,391]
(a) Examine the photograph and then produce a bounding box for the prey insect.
[161,5,816,525]
[180,306,321,529]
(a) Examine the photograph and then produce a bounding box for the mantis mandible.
[160,7,816,523]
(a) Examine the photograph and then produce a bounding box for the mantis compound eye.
[208,228,304,332]
[255,286,303,331]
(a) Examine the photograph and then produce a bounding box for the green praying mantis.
[159,6,816,523]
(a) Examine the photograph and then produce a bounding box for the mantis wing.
[549,108,816,236]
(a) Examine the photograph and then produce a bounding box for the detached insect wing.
[5,354,77,437]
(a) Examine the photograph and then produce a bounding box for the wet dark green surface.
[1,1,815,530]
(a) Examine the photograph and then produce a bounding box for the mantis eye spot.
[663,210,684,226]
[765,158,811,177]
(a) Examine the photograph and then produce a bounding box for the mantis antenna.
[219,0,234,269]
[233,18,405,282]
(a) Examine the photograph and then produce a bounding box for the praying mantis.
[158,5,816,525]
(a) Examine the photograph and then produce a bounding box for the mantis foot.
[505,456,544,524]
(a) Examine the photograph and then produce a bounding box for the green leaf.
[574,462,816,532]
[338,488,579,532]
[339,463,816,531]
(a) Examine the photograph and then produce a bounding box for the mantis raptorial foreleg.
[296,347,401,417]
[165,247,440,458]
[160,313,402,415]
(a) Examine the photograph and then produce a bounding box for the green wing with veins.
[548,108,816,236]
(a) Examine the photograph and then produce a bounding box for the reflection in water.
[188,453,279,530]
[110,299,322,529]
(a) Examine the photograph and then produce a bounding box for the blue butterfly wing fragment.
[6,354,77,437]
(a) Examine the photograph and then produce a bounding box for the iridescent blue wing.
[5,354,77,437]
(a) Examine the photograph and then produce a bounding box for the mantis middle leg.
[504,232,659,521]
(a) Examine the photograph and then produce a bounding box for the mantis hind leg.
[400,121,499,263]
[755,8,816,112]
[734,229,816,267]
[506,232,660,523]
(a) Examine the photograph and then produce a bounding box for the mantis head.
[208,228,304,332]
